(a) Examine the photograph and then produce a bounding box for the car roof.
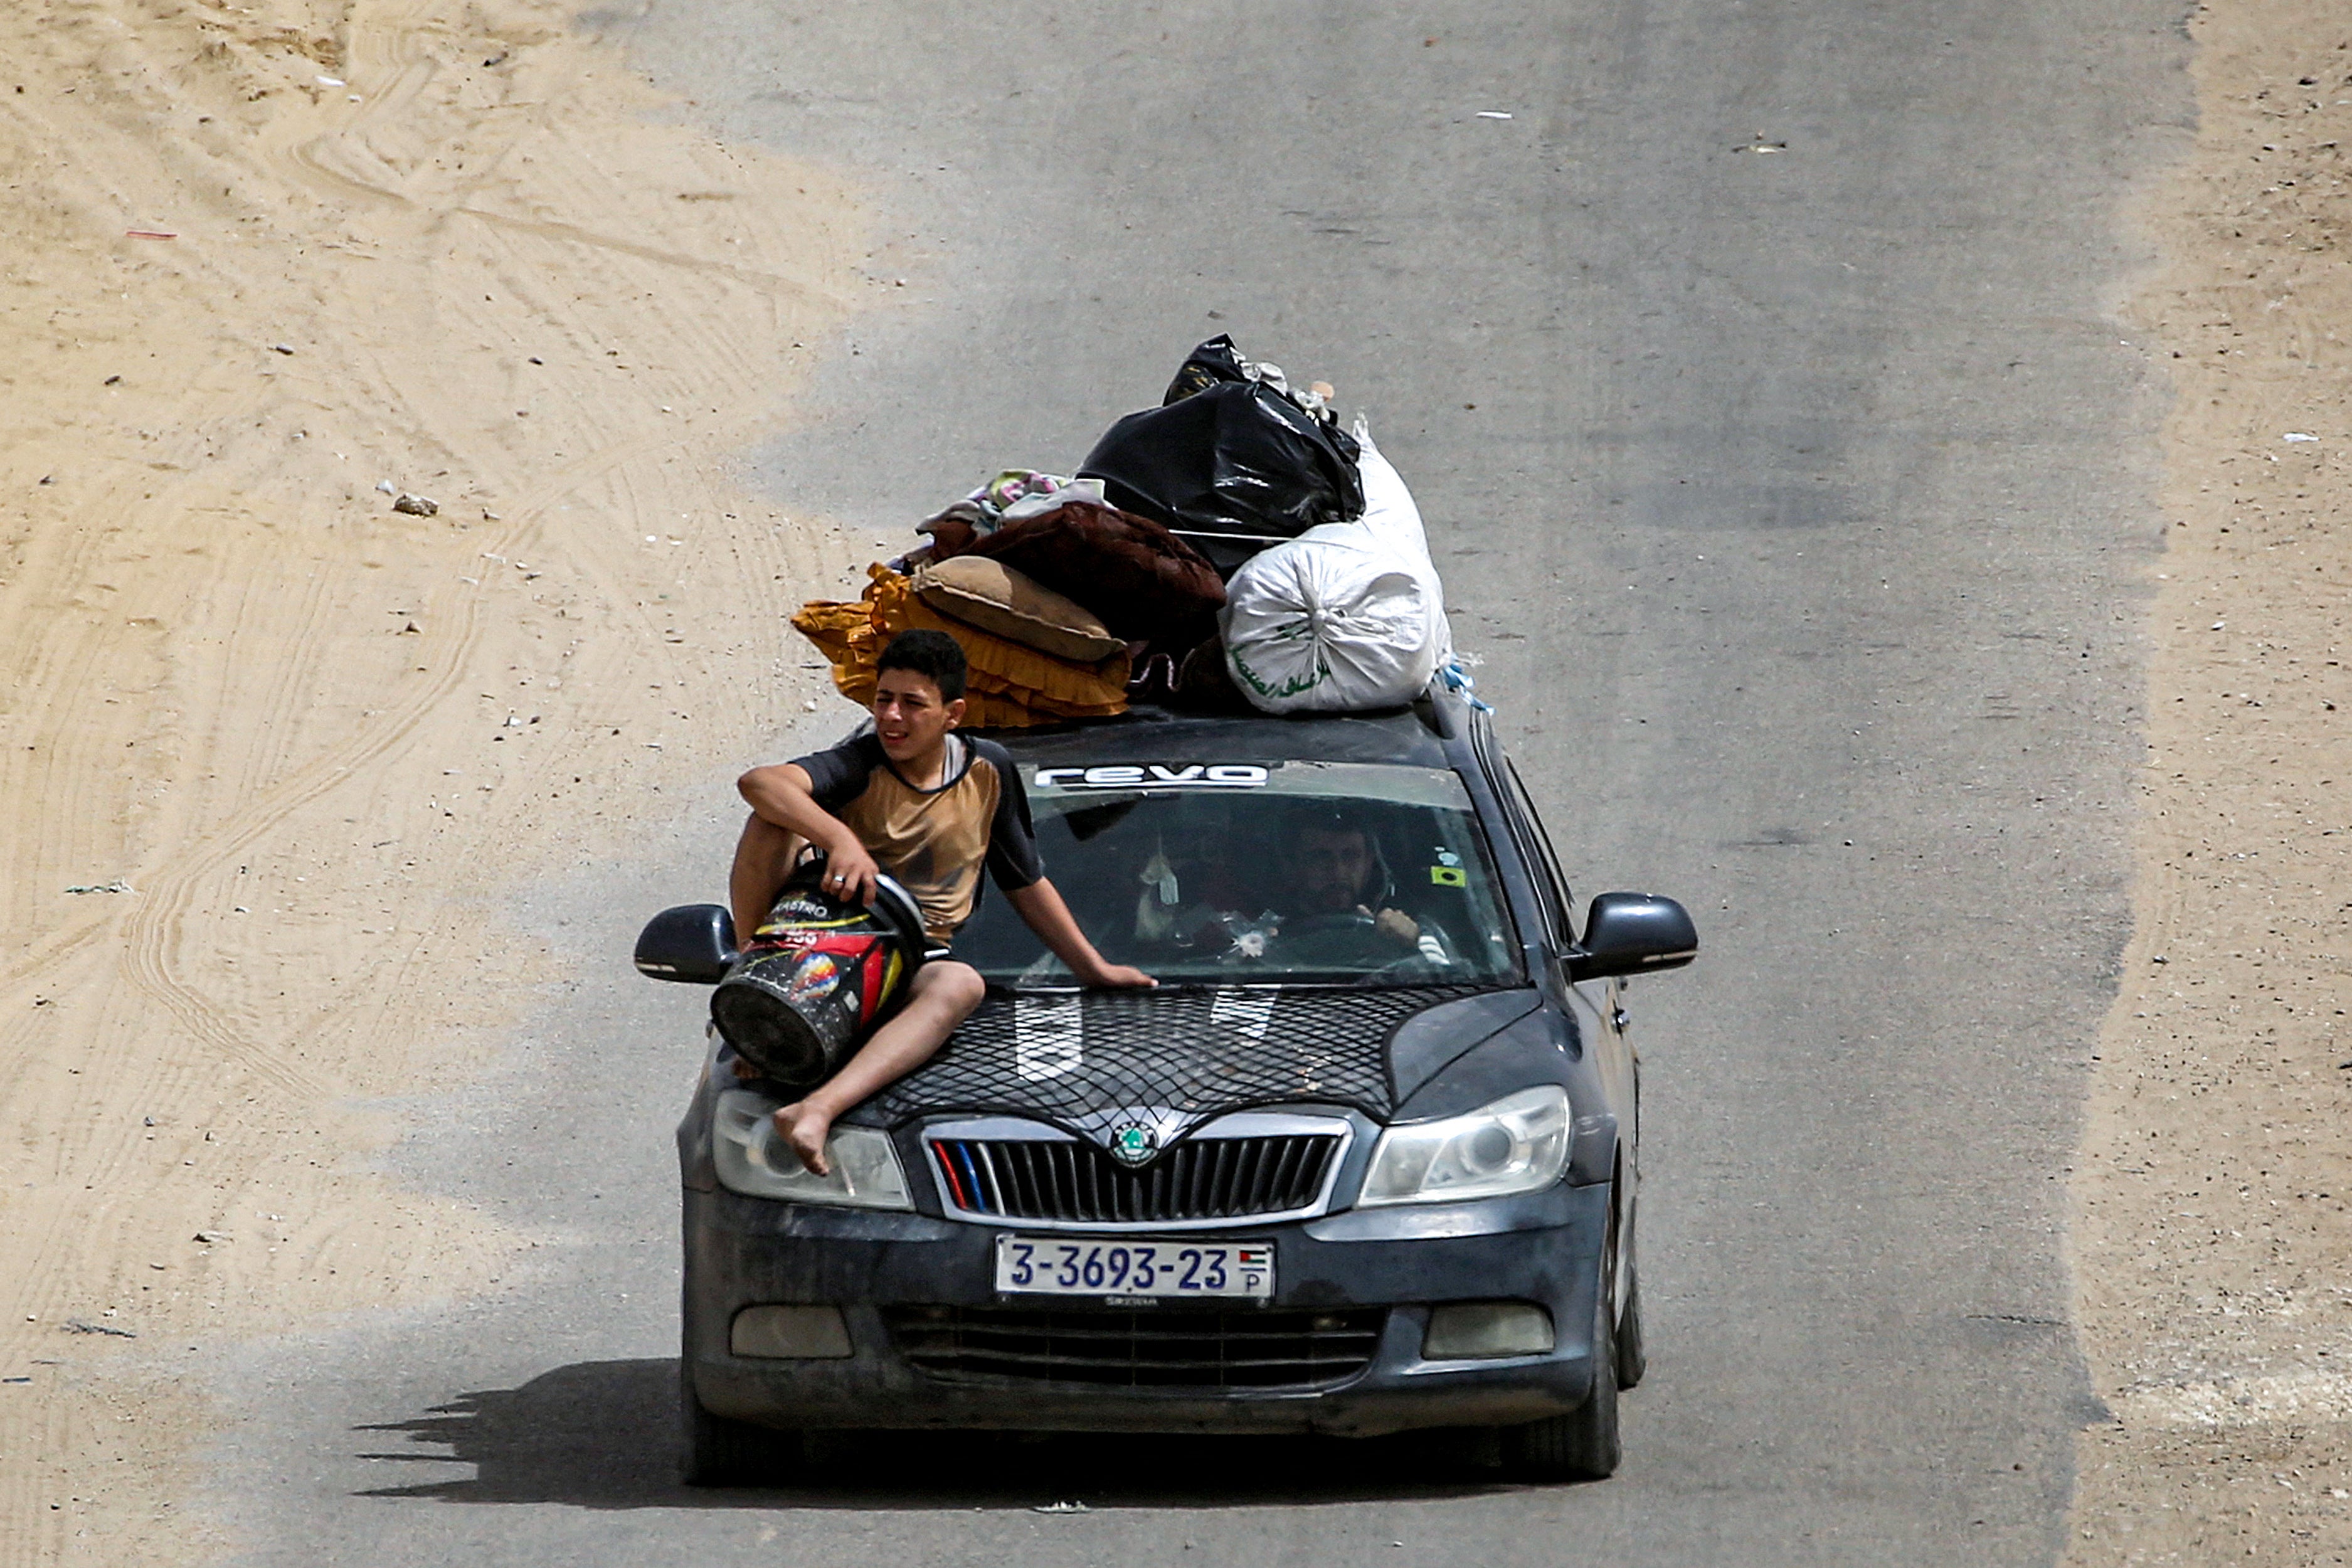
[977,691,1475,771]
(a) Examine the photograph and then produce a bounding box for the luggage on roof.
[785,336,1471,728]
[1076,336,1365,576]
[922,494,1224,647]
[1219,429,1451,716]
[911,555,1126,665]
[792,566,1130,728]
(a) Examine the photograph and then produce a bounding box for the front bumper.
[682,1179,1610,1438]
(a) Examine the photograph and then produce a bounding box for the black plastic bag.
[1160,332,1256,404]
[1079,376,1364,575]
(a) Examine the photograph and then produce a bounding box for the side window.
[1496,758,1574,946]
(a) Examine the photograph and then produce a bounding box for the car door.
[1495,756,1639,1256]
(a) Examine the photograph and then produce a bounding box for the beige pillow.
[913,554,1126,664]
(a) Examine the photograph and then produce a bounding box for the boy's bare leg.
[728,812,799,942]
[772,960,985,1175]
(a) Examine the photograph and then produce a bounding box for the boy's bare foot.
[771,1101,834,1176]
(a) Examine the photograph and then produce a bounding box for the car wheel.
[1614,1269,1647,1392]
[1502,1219,1622,1481]
[679,1362,789,1486]
[1614,1210,1647,1392]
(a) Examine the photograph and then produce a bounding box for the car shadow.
[354,1359,1523,1510]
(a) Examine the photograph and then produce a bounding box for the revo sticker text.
[1033,764,1269,789]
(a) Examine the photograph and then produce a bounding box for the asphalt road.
[211,1,2191,1562]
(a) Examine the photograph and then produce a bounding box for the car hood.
[864,984,1540,1163]
[1384,987,1547,1101]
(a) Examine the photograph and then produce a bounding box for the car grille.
[929,1133,1341,1224]
[885,1304,1388,1389]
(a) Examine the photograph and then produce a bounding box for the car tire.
[1502,1216,1623,1482]
[679,1363,788,1486]
[1614,1268,1647,1392]
[1614,1211,1647,1392]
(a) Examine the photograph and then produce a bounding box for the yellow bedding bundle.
[791,564,1130,728]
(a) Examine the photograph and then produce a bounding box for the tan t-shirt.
[792,732,1043,940]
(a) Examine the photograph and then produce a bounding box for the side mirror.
[634,904,737,984]
[1565,893,1698,983]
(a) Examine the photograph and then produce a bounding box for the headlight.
[711,1089,913,1209]
[1357,1085,1571,1207]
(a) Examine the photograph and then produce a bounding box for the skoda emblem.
[1108,1121,1158,1168]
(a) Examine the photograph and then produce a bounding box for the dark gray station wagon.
[636,686,1697,1484]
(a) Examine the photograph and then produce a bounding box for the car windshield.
[953,759,1523,990]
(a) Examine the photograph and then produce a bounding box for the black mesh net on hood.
[864,985,1493,1158]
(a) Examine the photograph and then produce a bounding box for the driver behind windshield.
[1283,810,1451,966]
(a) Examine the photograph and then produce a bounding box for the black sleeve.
[978,741,1045,892]
[788,733,882,812]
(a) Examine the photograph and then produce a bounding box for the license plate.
[993,1235,1274,1300]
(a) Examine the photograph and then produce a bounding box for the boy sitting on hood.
[729,628,1153,1173]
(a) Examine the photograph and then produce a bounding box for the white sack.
[1352,427,1454,665]
[1221,428,1449,714]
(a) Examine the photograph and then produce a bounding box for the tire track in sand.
[0,1,879,1562]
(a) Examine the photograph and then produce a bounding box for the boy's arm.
[736,762,880,911]
[1006,878,1155,989]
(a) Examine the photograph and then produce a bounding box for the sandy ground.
[2066,3,2352,1563]
[0,0,881,1560]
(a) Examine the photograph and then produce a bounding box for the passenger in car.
[728,630,1154,1173]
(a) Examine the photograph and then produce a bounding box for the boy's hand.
[1005,877,1151,990]
[819,839,881,906]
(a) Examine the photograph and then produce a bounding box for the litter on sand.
[393,493,440,516]
[2282,432,2319,442]
[63,881,132,895]
[124,229,177,240]
[1475,110,1513,119]
[63,1320,136,1338]
[1033,1501,1091,1514]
